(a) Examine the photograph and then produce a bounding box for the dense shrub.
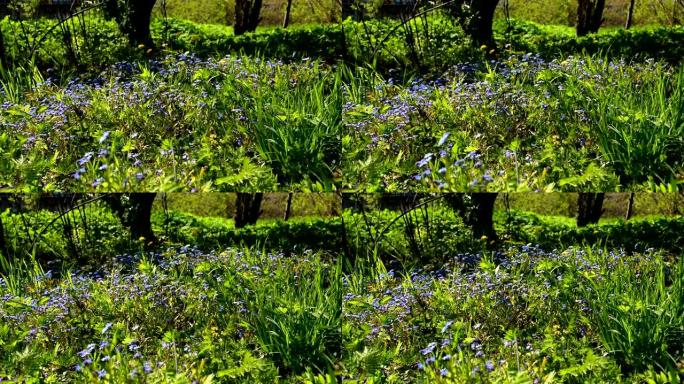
[501,210,684,253]
[158,211,343,254]
[342,15,481,72]
[497,19,684,64]
[155,18,344,61]
[0,16,344,71]
[344,207,684,264]
[0,207,342,266]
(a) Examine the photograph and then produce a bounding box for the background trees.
[576,0,606,36]
[104,194,157,241]
[234,0,262,35]
[104,0,158,47]
[576,193,605,227]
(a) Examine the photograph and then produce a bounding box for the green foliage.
[499,210,684,253]
[343,53,684,192]
[0,55,341,191]
[0,16,344,71]
[0,206,342,265]
[343,15,482,72]
[343,242,684,382]
[0,246,339,382]
[156,18,344,62]
[581,254,684,372]
[159,210,343,254]
[498,19,684,64]
[246,255,341,374]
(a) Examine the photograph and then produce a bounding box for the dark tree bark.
[445,1,500,49]
[0,215,8,262]
[577,0,606,36]
[465,0,500,48]
[445,193,499,241]
[625,192,635,220]
[129,0,156,47]
[235,193,263,228]
[282,0,293,28]
[378,193,421,211]
[577,193,605,227]
[0,27,7,69]
[341,0,354,20]
[234,0,262,35]
[105,0,157,47]
[283,192,294,221]
[625,0,636,29]
[105,194,157,241]
[36,193,80,211]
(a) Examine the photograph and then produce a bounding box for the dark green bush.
[497,19,684,64]
[156,211,343,254]
[155,18,344,61]
[0,16,343,71]
[498,210,684,253]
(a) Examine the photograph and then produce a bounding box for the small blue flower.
[99,131,110,144]
[441,320,454,333]
[420,342,437,355]
[437,132,450,146]
[416,153,433,168]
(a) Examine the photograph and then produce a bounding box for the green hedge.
[344,208,684,264]
[2,14,682,72]
[157,211,343,254]
[501,210,684,252]
[497,19,684,64]
[0,208,342,266]
[155,18,344,61]
[343,16,684,72]
[0,16,343,70]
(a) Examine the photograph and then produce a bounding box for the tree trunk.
[128,194,156,240]
[129,0,157,47]
[0,215,8,262]
[577,193,605,227]
[466,0,500,49]
[468,193,498,240]
[625,192,635,220]
[105,194,157,241]
[235,193,263,228]
[282,0,293,28]
[0,27,7,69]
[625,0,636,29]
[341,0,354,20]
[283,192,294,221]
[577,0,606,36]
[234,0,262,35]
[444,193,498,242]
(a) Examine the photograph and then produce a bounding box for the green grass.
[0,245,340,382]
[0,55,342,192]
[342,244,684,382]
[343,53,684,192]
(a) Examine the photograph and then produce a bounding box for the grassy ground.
[0,246,341,382]
[0,54,342,192]
[343,244,684,382]
[343,54,684,192]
